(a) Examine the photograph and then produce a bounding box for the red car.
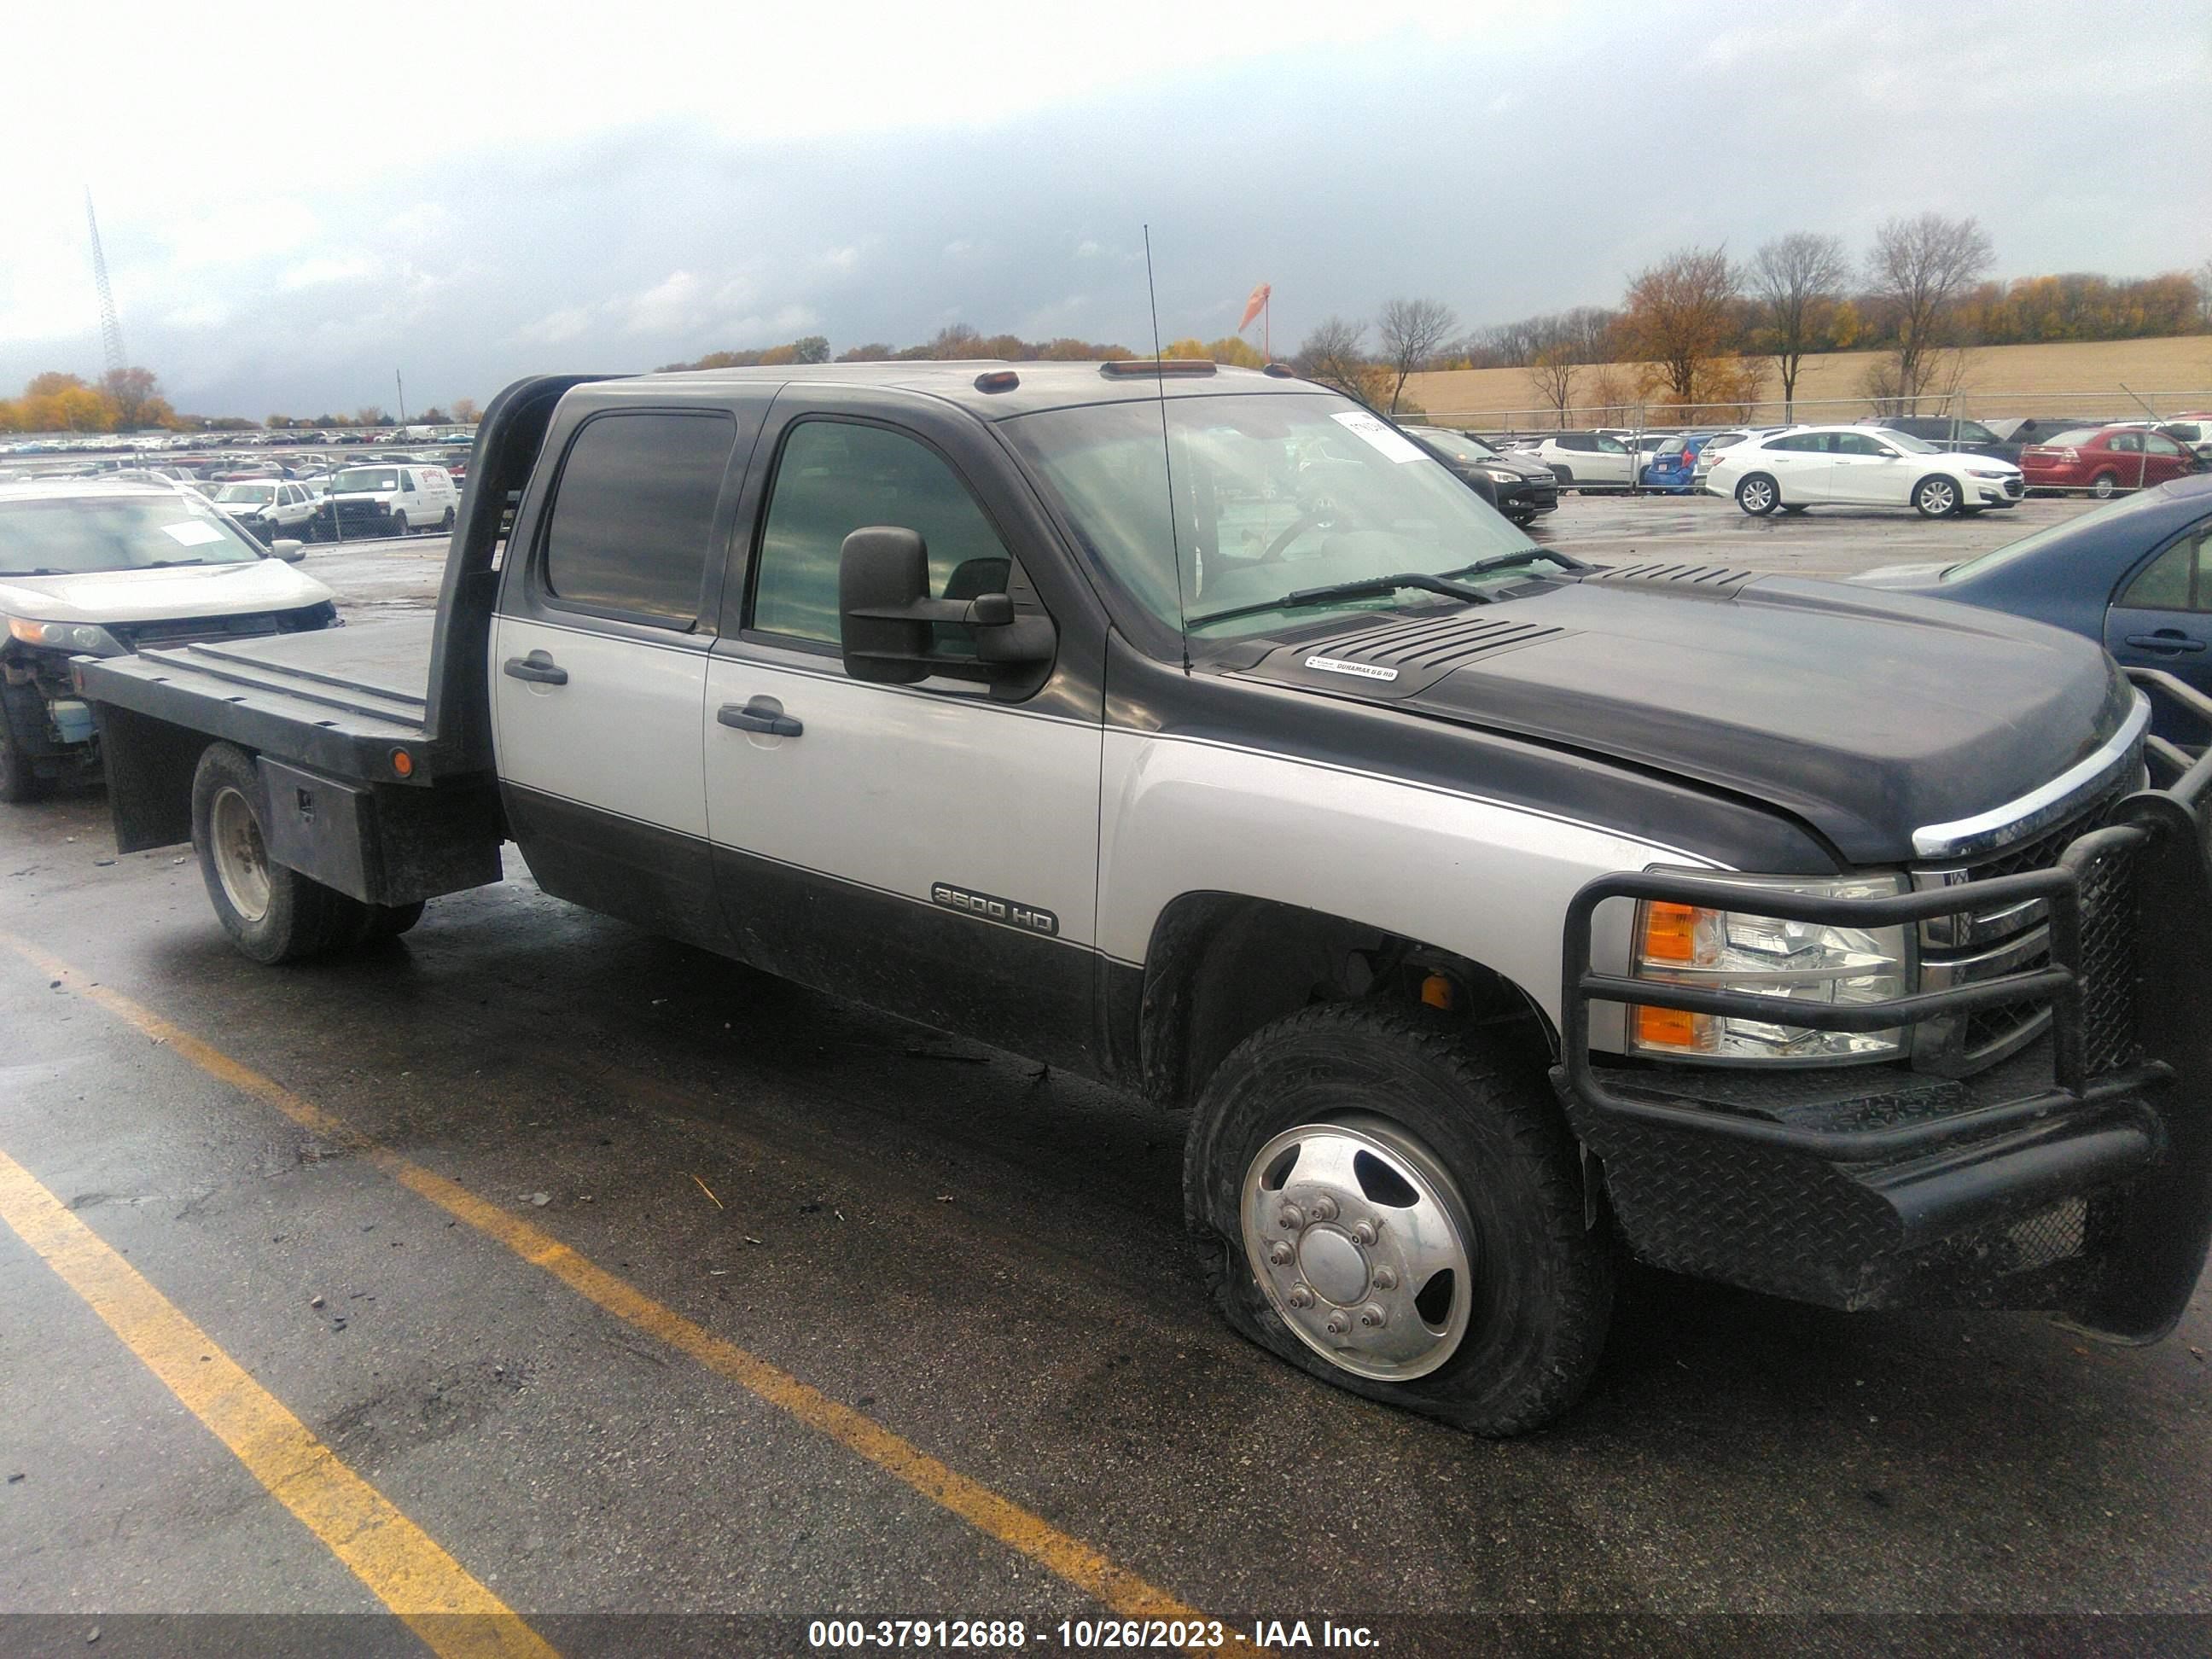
[2018,424,2200,498]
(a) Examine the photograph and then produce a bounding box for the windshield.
[1004,393,1565,640]
[0,496,264,575]
[215,483,277,504]
[333,468,399,492]
[1943,489,2173,581]
[1412,429,1502,463]
[2040,428,2103,447]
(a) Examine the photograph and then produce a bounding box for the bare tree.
[1522,315,1579,424]
[100,366,164,429]
[1749,232,1849,421]
[1864,212,1994,406]
[1295,317,1378,401]
[1619,246,1739,406]
[1376,298,1458,412]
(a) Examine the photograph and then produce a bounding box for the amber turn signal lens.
[1635,1005,1705,1050]
[1639,900,1700,963]
[1420,973,1455,1010]
[389,748,415,778]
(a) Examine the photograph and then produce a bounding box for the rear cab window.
[538,410,736,629]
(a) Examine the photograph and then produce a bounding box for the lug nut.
[1266,1241,1294,1267]
[1309,1195,1339,1222]
[1287,1284,1314,1308]
[1371,1266,1398,1291]
[1278,1204,1304,1231]
[1351,1220,1377,1246]
[1358,1303,1388,1330]
[1324,1312,1351,1336]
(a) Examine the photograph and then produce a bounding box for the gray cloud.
[3,2,2202,416]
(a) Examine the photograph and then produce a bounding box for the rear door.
[491,405,748,946]
[2104,515,2212,702]
[701,390,1104,1066]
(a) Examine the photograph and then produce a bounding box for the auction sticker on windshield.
[1330,410,1427,463]
[162,520,227,546]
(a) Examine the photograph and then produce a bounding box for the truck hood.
[0,558,335,626]
[1239,568,2133,864]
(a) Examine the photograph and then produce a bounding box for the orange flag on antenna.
[1238,282,1272,333]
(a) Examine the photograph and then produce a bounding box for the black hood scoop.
[1262,610,1574,697]
[1580,561,1755,594]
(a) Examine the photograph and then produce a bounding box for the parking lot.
[4,489,2207,1656]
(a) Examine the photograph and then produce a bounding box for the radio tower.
[85,190,127,380]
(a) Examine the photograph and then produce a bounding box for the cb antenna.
[1143,224,1192,675]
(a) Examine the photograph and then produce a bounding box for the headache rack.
[1555,669,2212,1339]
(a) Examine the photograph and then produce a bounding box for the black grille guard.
[1557,667,2212,1339]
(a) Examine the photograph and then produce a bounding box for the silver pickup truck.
[73,363,2212,1434]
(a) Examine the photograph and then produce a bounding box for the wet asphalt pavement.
[3,498,2208,1654]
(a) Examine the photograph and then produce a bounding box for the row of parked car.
[1437,415,2208,520]
[3,451,464,545]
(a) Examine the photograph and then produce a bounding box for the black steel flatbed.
[75,615,468,786]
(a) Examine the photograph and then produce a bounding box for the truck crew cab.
[75,364,2212,1434]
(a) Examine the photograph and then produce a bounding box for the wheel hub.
[1239,1113,1476,1382]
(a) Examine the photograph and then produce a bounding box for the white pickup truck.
[72,364,2212,1434]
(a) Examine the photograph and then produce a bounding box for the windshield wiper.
[0,568,67,577]
[142,558,212,568]
[1188,571,1495,632]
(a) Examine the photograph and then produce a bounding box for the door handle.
[719,698,803,737]
[2124,632,2206,654]
[502,649,568,684]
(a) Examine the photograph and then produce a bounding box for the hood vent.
[1258,611,1571,696]
[1583,561,1755,594]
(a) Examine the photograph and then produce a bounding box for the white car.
[211,479,321,543]
[321,461,461,538]
[0,480,339,800]
[1506,431,1638,489]
[1690,428,1789,486]
[1707,425,2025,518]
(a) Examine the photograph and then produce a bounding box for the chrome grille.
[1910,765,2143,1077]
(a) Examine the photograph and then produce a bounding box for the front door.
[491,406,746,946]
[702,404,1103,1066]
[2105,515,2212,717]
[1827,431,1913,504]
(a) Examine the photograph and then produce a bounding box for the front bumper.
[1553,669,2212,1340]
[1497,480,1559,515]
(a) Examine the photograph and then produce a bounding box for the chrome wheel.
[209,786,271,923]
[1738,476,1775,515]
[1917,479,1958,515]
[1238,1112,1476,1382]
[2091,473,2117,499]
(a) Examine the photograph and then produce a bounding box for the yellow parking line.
[3,934,1249,1648]
[0,1144,553,1659]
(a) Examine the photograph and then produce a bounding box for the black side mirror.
[838,526,1055,691]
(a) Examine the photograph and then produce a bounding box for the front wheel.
[1185,1003,1614,1435]
[1912,475,1961,517]
[192,742,367,963]
[1735,473,1778,515]
[0,713,50,804]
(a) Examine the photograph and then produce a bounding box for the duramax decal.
[930,882,1059,937]
[1304,655,1400,683]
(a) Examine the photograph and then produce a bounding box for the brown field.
[1400,335,2212,428]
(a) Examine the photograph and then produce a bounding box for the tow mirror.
[838,526,1054,690]
[272,538,306,562]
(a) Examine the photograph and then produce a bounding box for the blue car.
[1639,434,1709,493]
[1854,474,2212,736]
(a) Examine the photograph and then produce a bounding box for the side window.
[399,469,417,491]
[2145,434,2181,457]
[1597,436,1627,454]
[751,421,1015,651]
[541,411,734,628]
[2120,527,2212,613]
[2110,433,2142,454]
[1561,434,1593,452]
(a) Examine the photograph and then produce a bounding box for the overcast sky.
[2,1,2203,417]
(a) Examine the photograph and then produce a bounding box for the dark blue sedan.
[1854,474,2212,734]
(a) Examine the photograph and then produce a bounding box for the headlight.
[1629,871,1912,1062]
[7,617,128,657]
[1481,468,1523,483]
[1965,468,2011,480]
